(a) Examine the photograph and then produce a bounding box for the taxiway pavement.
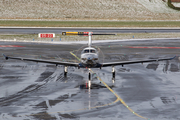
[0,39,180,120]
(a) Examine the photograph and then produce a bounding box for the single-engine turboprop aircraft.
[3,32,176,86]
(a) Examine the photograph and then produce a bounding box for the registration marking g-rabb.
[0,45,24,47]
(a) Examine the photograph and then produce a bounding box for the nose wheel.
[88,68,91,89]
[88,71,91,80]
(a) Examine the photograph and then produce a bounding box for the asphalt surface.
[0,39,180,120]
[1,28,180,34]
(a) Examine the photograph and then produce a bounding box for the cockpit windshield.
[90,50,95,53]
[84,49,96,53]
[84,50,89,53]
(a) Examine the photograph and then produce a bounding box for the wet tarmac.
[0,39,180,120]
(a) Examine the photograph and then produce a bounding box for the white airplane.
[3,32,176,84]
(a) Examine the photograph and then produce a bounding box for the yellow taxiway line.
[70,51,148,120]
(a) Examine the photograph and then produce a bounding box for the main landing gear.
[64,66,68,77]
[112,66,115,83]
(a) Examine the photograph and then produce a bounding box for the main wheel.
[88,72,91,80]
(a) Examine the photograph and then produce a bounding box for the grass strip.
[0,20,180,27]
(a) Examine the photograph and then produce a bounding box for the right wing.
[2,54,79,67]
[102,56,176,67]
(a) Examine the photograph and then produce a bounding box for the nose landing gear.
[88,68,91,89]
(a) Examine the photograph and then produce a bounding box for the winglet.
[2,53,8,60]
[171,56,176,60]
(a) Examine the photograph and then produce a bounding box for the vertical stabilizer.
[88,32,92,47]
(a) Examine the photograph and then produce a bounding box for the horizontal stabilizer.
[62,32,116,36]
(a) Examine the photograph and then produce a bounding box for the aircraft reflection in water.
[3,32,176,88]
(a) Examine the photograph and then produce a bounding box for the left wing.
[102,56,176,67]
[2,54,79,67]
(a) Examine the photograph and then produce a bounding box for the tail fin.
[88,32,92,47]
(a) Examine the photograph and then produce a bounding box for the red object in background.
[83,32,93,36]
[83,32,89,35]
[0,45,24,47]
[40,34,53,38]
[127,46,180,49]
[38,33,55,38]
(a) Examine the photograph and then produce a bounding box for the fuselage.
[79,47,101,68]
